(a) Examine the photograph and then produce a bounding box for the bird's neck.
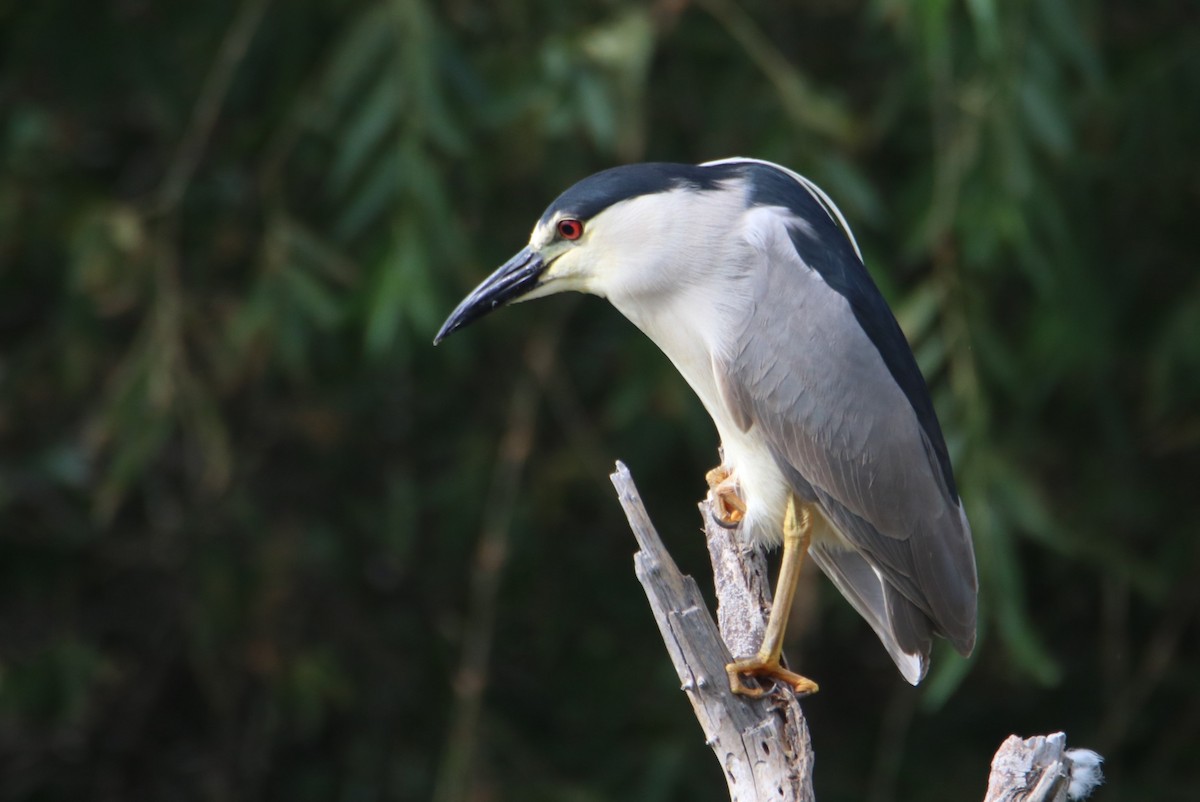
[608,269,747,428]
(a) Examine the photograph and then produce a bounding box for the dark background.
[2,1,1198,799]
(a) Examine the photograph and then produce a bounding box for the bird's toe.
[726,657,819,698]
[706,466,747,527]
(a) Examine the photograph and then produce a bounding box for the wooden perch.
[609,461,1104,802]
[611,461,814,802]
[984,733,1104,802]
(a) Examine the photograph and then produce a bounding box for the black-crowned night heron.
[435,158,977,696]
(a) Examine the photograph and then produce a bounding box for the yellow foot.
[726,656,819,698]
[705,465,746,527]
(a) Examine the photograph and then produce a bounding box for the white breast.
[607,282,791,547]
[592,186,854,548]
[712,418,793,546]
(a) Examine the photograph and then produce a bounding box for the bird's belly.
[716,424,792,547]
[623,300,850,551]
[716,422,854,552]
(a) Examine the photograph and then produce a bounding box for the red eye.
[557,218,584,241]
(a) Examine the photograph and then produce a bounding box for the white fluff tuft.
[1065,748,1104,800]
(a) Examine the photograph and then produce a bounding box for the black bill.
[433,247,546,344]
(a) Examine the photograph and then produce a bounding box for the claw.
[711,509,742,530]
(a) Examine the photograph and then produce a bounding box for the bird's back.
[709,159,978,682]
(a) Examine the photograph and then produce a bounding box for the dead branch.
[984,732,1104,802]
[611,461,814,802]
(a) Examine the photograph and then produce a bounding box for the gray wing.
[716,204,977,683]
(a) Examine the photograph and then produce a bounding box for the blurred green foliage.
[2,1,1198,800]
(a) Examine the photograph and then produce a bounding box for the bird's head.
[433,162,748,344]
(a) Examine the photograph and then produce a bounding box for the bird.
[434,157,977,696]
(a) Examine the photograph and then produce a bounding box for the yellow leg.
[726,495,820,697]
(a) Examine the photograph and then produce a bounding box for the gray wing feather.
[806,542,930,683]
[717,219,977,676]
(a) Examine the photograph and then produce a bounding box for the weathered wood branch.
[611,461,814,802]
[610,461,1104,802]
[984,732,1105,802]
